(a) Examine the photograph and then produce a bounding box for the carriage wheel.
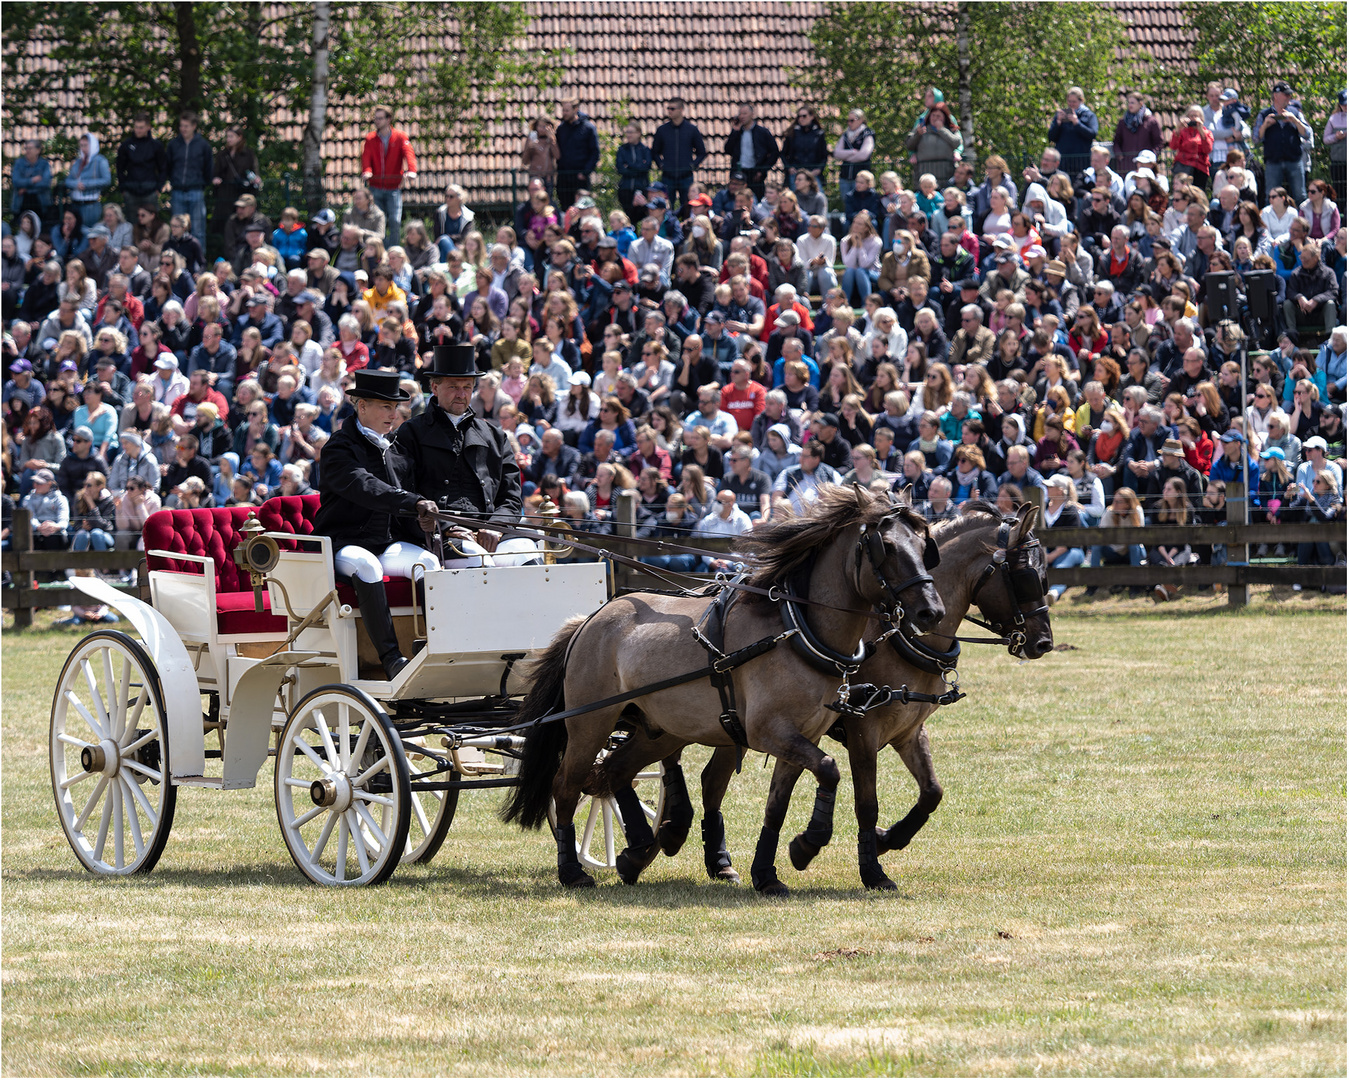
[547,755,665,874]
[274,686,410,886]
[49,631,177,876]
[402,737,459,864]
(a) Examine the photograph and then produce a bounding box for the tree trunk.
[242,2,264,146]
[175,1,202,115]
[303,1,331,216]
[956,1,974,161]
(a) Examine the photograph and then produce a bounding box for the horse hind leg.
[751,732,841,897]
[876,724,943,856]
[657,752,695,857]
[552,710,628,888]
[701,746,741,883]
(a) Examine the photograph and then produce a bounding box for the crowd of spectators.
[3,79,1346,606]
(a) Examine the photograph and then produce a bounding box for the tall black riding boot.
[350,576,408,680]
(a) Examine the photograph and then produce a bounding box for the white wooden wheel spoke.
[293,734,330,772]
[310,809,339,864]
[289,802,328,830]
[121,779,145,857]
[74,776,109,832]
[121,727,158,755]
[122,758,161,783]
[283,777,315,789]
[354,790,395,808]
[334,816,349,881]
[58,733,93,749]
[352,755,389,786]
[116,654,132,740]
[101,649,121,741]
[312,707,338,765]
[60,769,94,791]
[410,795,433,834]
[119,687,148,747]
[346,810,372,875]
[353,802,389,850]
[337,702,350,769]
[82,660,112,735]
[124,776,158,827]
[93,785,114,863]
[66,691,106,741]
[350,716,374,770]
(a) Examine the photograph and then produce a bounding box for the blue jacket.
[844,186,883,228]
[65,139,111,201]
[651,120,708,177]
[556,112,600,175]
[1048,105,1100,159]
[11,156,52,212]
[615,143,653,191]
[1318,342,1348,393]
[166,133,214,190]
[272,225,309,264]
[188,340,238,379]
[910,437,954,472]
[232,312,284,349]
[997,464,1047,494]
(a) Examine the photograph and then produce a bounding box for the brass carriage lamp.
[233,513,281,612]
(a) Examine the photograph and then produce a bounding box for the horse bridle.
[964,518,1049,655]
[856,513,940,624]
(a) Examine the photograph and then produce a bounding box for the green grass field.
[2,593,1345,1077]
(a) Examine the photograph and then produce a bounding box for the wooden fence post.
[9,507,33,629]
[1227,481,1249,608]
[615,490,637,539]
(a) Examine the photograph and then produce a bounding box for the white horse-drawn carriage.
[48,495,659,886]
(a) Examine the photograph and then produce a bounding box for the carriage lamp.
[233,514,281,613]
[534,496,573,564]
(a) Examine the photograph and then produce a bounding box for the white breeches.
[442,536,542,568]
[334,541,441,584]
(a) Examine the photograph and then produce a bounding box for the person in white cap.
[151,353,189,407]
[1124,150,1169,198]
[106,430,159,496]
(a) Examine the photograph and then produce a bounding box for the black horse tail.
[501,615,585,830]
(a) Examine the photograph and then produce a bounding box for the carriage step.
[172,775,256,790]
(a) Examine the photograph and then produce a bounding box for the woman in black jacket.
[781,106,829,189]
[69,471,117,553]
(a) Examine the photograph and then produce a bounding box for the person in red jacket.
[360,104,417,248]
[719,357,767,431]
[1169,105,1216,190]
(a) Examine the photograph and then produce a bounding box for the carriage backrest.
[254,494,321,542]
[143,507,260,595]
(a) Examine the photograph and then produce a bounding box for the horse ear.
[893,484,914,507]
[1013,500,1037,543]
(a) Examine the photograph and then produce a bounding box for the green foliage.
[1,3,567,186]
[590,98,634,219]
[796,2,1152,176]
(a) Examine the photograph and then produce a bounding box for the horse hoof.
[756,878,790,898]
[559,864,596,888]
[863,874,898,891]
[615,842,658,885]
[788,835,820,872]
[658,822,691,858]
[715,867,741,885]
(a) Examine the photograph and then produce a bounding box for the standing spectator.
[724,103,779,200]
[10,140,53,224]
[1047,87,1100,180]
[520,116,560,197]
[555,97,600,212]
[164,110,213,250]
[1169,106,1216,189]
[359,103,417,248]
[1326,91,1348,210]
[1255,81,1312,205]
[222,194,271,264]
[1112,91,1164,175]
[614,123,653,220]
[65,132,111,229]
[651,98,708,214]
[833,108,875,210]
[211,125,260,237]
[116,112,167,219]
[1204,86,1252,181]
[781,105,829,190]
[905,103,960,190]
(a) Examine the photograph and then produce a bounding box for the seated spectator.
[1289,470,1345,581]
[69,470,116,554]
[114,472,162,546]
[1283,242,1339,335]
[1086,486,1146,595]
[22,467,69,577]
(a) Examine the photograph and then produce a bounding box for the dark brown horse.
[605,499,1054,891]
[502,486,945,890]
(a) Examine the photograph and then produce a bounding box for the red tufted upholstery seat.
[143,507,289,635]
[256,494,415,608]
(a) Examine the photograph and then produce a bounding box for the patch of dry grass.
[2,596,1344,1076]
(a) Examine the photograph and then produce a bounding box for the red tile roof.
[3,2,1207,208]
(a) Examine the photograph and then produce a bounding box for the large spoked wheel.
[50,631,177,876]
[548,755,665,874]
[402,736,459,864]
[274,686,410,886]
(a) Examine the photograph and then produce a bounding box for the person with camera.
[1255,81,1312,205]
[1169,106,1216,190]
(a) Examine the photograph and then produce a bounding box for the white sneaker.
[1293,584,1303,592]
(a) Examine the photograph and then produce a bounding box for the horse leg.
[751,734,841,897]
[845,723,897,891]
[876,724,943,856]
[657,751,695,857]
[701,747,741,883]
[597,729,681,885]
[551,713,625,888]
[787,732,848,873]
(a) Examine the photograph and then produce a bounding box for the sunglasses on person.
[1255,393,1269,401]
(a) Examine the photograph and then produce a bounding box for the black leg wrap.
[555,823,594,888]
[788,785,836,871]
[350,576,408,680]
[613,786,656,850]
[702,813,739,883]
[751,827,788,896]
[857,830,897,891]
[657,764,694,857]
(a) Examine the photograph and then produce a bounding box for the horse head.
[860,485,945,635]
[967,502,1055,660]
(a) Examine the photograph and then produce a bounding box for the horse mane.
[737,484,928,588]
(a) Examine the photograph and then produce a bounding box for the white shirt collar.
[356,420,390,450]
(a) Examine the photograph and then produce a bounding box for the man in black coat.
[393,345,539,568]
[315,367,440,679]
[723,103,779,200]
[115,112,167,218]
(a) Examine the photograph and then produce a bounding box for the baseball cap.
[73,425,94,441]
[703,310,725,324]
[1133,167,1156,181]
[639,266,659,283]
[729,171,748,183]
[244,222,266,234]
[1025,245,1047,260]
[1135,150,1158,164]
[817,412,840,429]
[774,311,800,329]
[59,359,79,373]
[1220,430,1246,444]
[1304,436,1329,452]
[1259,446,1285,460]
[688,193,713,207]
[1271,80,1293,95]
[8,358,32,373]
[1220,88,1239,102]
[296,290,322,305]
[646,181,668,194]
[568,370,592,387]
[612,279,631,292]
[575,196,597,210]
[311,208,336,225]
[32,468,55,484]
[1161,438,1184,456]
[87,224,111,239]
[958,278,980,291]
[234,194,258,208]
[247,293,269,306]
[154,355,178,370]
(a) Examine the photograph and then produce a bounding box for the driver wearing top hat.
[393,344,540,567]
[313,367,439,680]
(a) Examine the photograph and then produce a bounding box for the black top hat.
[419,344,478,388]
[347,367,410,402]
